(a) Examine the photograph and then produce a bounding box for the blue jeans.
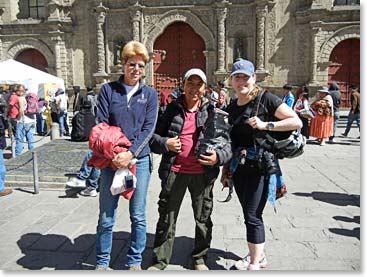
[36,112,46,135]
[0,149,5,192]
[15,122,35,156]
[95,155,151,267]
[77,150,100,189]
[330,111,340,139]
[344,111,360,135]
[58,111,66,136]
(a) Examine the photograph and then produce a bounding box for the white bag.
[110,168,137,196]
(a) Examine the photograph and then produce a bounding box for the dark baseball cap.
[230,59,255,77]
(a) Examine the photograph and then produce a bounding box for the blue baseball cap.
[230,59,255,77]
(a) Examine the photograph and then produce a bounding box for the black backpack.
[71,107,96,142]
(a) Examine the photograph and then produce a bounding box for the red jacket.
[88,122,132,170]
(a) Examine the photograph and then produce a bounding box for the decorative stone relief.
[216,6,227,72]
[256,5,267,71]
[144,14,161,33]
[130,8,142,41]
[94,2,109,75]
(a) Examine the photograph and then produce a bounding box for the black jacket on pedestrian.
[328,82,341,114]
[150,95,232,184]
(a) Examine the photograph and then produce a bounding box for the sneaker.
[128,265,142,270]
[247,263,261,270]
[234,254,267,270]
[147,265,161,270]
[0,188,13,197]
[66,177,86,188]
[79,187,98,197]
[194,264,209,270]
[341,133,348,137]
[95,265,112,270]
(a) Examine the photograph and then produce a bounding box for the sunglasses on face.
[127,62,145,70]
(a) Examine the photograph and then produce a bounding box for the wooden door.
[15,49,48,73]
[153,22,206,103]
[328,39,360,108]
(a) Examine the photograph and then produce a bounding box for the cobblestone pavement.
[0,117,361,273]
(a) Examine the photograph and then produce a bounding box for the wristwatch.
[266,122,275,131]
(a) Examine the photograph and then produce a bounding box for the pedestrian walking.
[328,82,341,142]
[282,84,295,108]
[148,68,232,271]
[0,113,11,197]
[93,40,158,270]
[14,85,36,156]
[294,85,311,139]
[309,86,334,146]
[221,58,302,270]
[341,84,360,138]
[66,149,100,197]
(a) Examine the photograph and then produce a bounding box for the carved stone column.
[93,2,109,84]
[216,6,227,73]
[51,36,62,78]
[309,26,321,85]
[130,8,142,42]
[255,5,267,71]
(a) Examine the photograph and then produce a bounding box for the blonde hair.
[121,41,149,64]
[249,84,262,101]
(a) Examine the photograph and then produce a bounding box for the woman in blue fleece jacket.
[94,41,158,270]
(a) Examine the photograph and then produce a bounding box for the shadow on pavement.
[329,215,360,240]
[294,192,360,241]
[16,231,236,270]
[293,191,360,207]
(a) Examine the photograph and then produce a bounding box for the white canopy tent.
[0,59,65,98]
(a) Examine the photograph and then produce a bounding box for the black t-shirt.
[226,92,282,149]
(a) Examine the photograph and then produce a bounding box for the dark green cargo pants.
[151,171,214,269]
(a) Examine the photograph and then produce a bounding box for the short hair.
[217,80,225,87]
[15,84,25,92]
[121,41,149,64]
[349,84,357,90]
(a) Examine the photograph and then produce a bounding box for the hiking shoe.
[194,264,209,270]
[128,265,142,270]
[66,177,86,188]
[79,187,98,197]
[234,254,267,270]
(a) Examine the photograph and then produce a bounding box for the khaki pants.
[152,171,214,269]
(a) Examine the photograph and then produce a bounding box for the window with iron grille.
[28,0,45,19]
[334,0,360,5]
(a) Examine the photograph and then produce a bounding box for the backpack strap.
[232,90,267,125]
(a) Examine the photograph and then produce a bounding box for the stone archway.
[143,10,215,86]
[15,49,49,72]
[319,25,360,63]
[7,38,55,72]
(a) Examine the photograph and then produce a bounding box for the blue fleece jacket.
[97,75,159,159]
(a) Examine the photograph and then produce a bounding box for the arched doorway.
[328,38,360,108]
[153,22,206,103]
[15,49,48,73]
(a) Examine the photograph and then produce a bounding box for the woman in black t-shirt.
[221,59,302,271]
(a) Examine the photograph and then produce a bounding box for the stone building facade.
[0,0,360,105]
